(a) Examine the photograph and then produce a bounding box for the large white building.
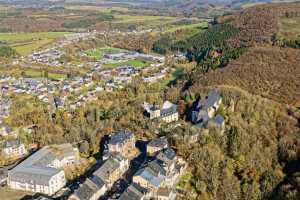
[8,143,79,196]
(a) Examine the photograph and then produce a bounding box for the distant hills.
[1,0,300,12]
[0,0,65,8]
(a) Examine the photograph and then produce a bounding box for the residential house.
[155,188,177,200]
[107,130,136,159]
[49,143,80,167]
[147,137,168,156]
[118,183,148,200]
[0,125,14,137]
[93,154,129,188]
[191,90,222,128]
[133,147,187,199]
[143,101,178,123]
[8,143,78,195]
[68,176,107,200]
[54,97,65,109]
[133,160,166,192]
[160,101,178,123]
[3,138,27,158]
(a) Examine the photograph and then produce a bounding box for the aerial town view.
[0,0,299,200]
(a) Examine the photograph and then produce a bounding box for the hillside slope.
[193,46,300,105]
[174,86,300,200]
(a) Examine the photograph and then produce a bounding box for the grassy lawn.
[159,68,184,89]
[24,69,67,79]
[278,17,300,40]
[0,32,69,56]
[85,47,123,59]
[103,59,152,69]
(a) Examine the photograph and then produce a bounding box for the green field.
[24,69,67,79]
[85,47,123,59]
[159,68,184,89]
[65,5,129,13]
[278,17,300,40]
[114,15,177,23]
[165,21,209,33]
[240,2,265,8]
[103,59,152,69]
[0,32,69,56]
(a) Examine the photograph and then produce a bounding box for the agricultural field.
[65,5,129,13]
[278,17,300,40]
[0,32,68,56]
[165,21,208,33]
[113,15,177,24]
[85,47,123,59]
[240,2,265,9]
[103,59,152,69]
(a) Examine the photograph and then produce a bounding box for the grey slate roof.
[160,105,177,117]
[212,115,225,125]
[8,144,74,185]
[148,137,168,148]
[93,157,120,182]
[192,90,221,124]
[195,90,221,111]
[4,138,22,148]
[9,166,59,185]
[160,101,177,118]
[156,148,176,166]
[147,160,167,177]
[134,167,164,188]
[73,177,105,200]
[119,183,147,200]
[109,130,134,146]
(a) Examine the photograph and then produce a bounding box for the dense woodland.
[175,86,300,200]
[0,43,17,58]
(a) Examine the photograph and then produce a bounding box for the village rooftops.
[160,101,177,117]
[93,156,120,181]
[196,90,222,111]
[9,166,59,185]
[119,183,148,200]
[73,176,105,200]
[157,188,177,200]
[9,143,77,185]
[148,137,168,150]
[109,130,134,146]
[4,138,22,148]
[147,160,167,176]
[134,166,165,188]
[156,148,176,166]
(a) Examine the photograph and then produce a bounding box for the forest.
[0,43,17,58]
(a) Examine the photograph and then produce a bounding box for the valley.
[0,1,299,200]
